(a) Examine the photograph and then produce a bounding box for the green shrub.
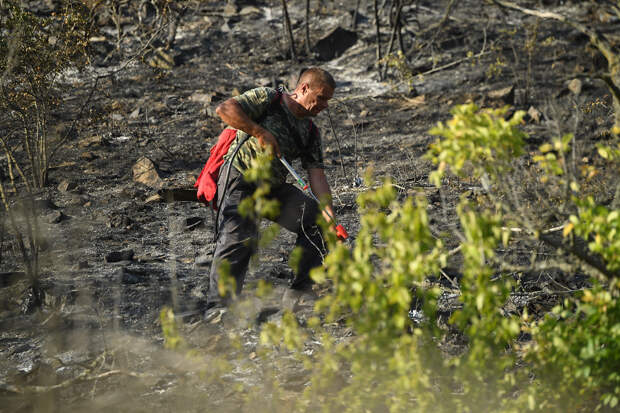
[521,281,620,411]
[258,103,620,412]
[262,176,451,412]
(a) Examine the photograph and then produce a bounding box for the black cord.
[213,135,250,242]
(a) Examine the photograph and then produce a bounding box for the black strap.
[266,89,315,154]
[213,134,250,241]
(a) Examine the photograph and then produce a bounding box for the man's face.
[298,82,334,116]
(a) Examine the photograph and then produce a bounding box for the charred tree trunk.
[373,0,382,79]
[381,0,403,78]
[352,0,362,30]
[281,0,297,61]
[305,0,312,56]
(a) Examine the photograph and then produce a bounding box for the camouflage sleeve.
[301,125,324,170]
[233,87,277,121]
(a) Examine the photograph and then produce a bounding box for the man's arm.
[215,98,281,156]
[308,167,336,226]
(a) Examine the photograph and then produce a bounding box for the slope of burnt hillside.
[0,1,616,411]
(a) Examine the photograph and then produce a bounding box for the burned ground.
[0,0,617,411]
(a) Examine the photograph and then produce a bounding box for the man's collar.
[283,93,312,119]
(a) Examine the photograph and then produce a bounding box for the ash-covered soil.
[0,0,616,411]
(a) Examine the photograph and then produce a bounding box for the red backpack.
[194,127,239,209]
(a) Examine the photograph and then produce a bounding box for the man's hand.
[257,130,281,158]
[308,167,347,239]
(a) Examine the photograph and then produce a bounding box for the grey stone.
[220,21,232,33]
[568,78,582,95]
[57,179,78,192]
[129,107,141,119]
[315,27,358,61]
[185,216,204,230]
[78,135,104,148]
[46,210,65,224]
[528,106,542,123]
[223,1,238,17]
[281,288,317,312]
[488,85,515,103]
[133,157,164,189]
[105,249,135,263]
[145,193,163,203]
[66,194,89,206]
[108,214,133,229]
[195,253,211,266]
[239,6,261,16]
[121,269,142,284]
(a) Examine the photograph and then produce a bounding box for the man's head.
[293,67,335,116]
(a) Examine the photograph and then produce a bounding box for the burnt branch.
[305,0,312,56]
[417,0,460,37]
[381,0,404,79]
[373,0,382,79]
[539,232,619,281]
[281,0,297,61]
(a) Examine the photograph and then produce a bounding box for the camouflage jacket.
[224,87,324,186]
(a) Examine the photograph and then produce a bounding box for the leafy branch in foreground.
[427,103,620,410]
[257,103,620,411]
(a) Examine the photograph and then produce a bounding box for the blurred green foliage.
[257,103,620,412]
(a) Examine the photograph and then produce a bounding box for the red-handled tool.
[279,157,348,240]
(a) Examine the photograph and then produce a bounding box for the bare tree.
[351,0,362,30]
[281,0,297,61]
[305,0,312,56]
[381,0,404,78]
[373,0,382,79]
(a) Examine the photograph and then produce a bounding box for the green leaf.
[540,143,552,153]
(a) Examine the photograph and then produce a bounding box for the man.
[204,67,337,318]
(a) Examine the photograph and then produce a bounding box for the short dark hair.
[297,67,336,90]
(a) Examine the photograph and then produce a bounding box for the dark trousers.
[207,164,325,307]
